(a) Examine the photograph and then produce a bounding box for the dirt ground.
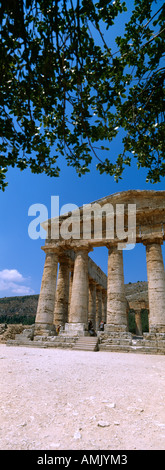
[0,344,165,451]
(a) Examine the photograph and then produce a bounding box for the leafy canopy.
[0,0,164,190]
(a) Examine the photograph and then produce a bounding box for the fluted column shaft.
[135,310,142,336]
[96,286,102,330]
[88,280,96,328]
[102,289,107,324]
[34,251,58,335]
[53,255,70,327]
[146,243,165,332]
[68,268,74,321]
[69,249,89,324]
[106,246,127,331]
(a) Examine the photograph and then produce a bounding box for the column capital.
[69,261,74,272]
[143,238,164,246]
[106,243,128,252]
[96,283,103,292]
[102,288,107,296]
[73,243,93,254]
[41,245,59,255]
[132,308,143,316]
[57,252,70,265]
[88,277,97,286]
[105,243,118,251]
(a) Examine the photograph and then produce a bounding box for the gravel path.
[0,344,165,451]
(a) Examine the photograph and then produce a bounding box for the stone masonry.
[7,190,165,354]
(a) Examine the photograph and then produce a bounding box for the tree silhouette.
[0,0,164,189]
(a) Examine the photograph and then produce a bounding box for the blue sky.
[0,0,164,297]
[0,152,164,298]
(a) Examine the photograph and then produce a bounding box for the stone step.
[99,343,162,354]
[7,334,78,349]
[73,336,99,351]
[99,344,158,354]
[74,336,98,344]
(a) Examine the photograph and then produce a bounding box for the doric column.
[66,247,89,334]
[88,279,96,328]
[68,266,74,321]
[34,250,58,336]
[102,289,107,324]
[135,310,142,336]
[145,242,165,333]
[53,254,70,327]
[96,285,102,330]
[106,245,127,332]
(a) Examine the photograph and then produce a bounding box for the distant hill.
[0,281,148,325]
[125,281,148,308]
[0,294,39,324]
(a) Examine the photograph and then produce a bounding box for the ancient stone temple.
[8,190,165,354]
[31,190,165,354]
[34,249,107,337]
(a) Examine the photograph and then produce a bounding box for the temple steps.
[6,328,165,354]
[98,335,165,354]
[72,336,99,352]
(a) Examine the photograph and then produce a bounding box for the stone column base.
[149,324,165,334]
[104,324,128,334]
[34,323,56,337]
[63,322,88,336]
